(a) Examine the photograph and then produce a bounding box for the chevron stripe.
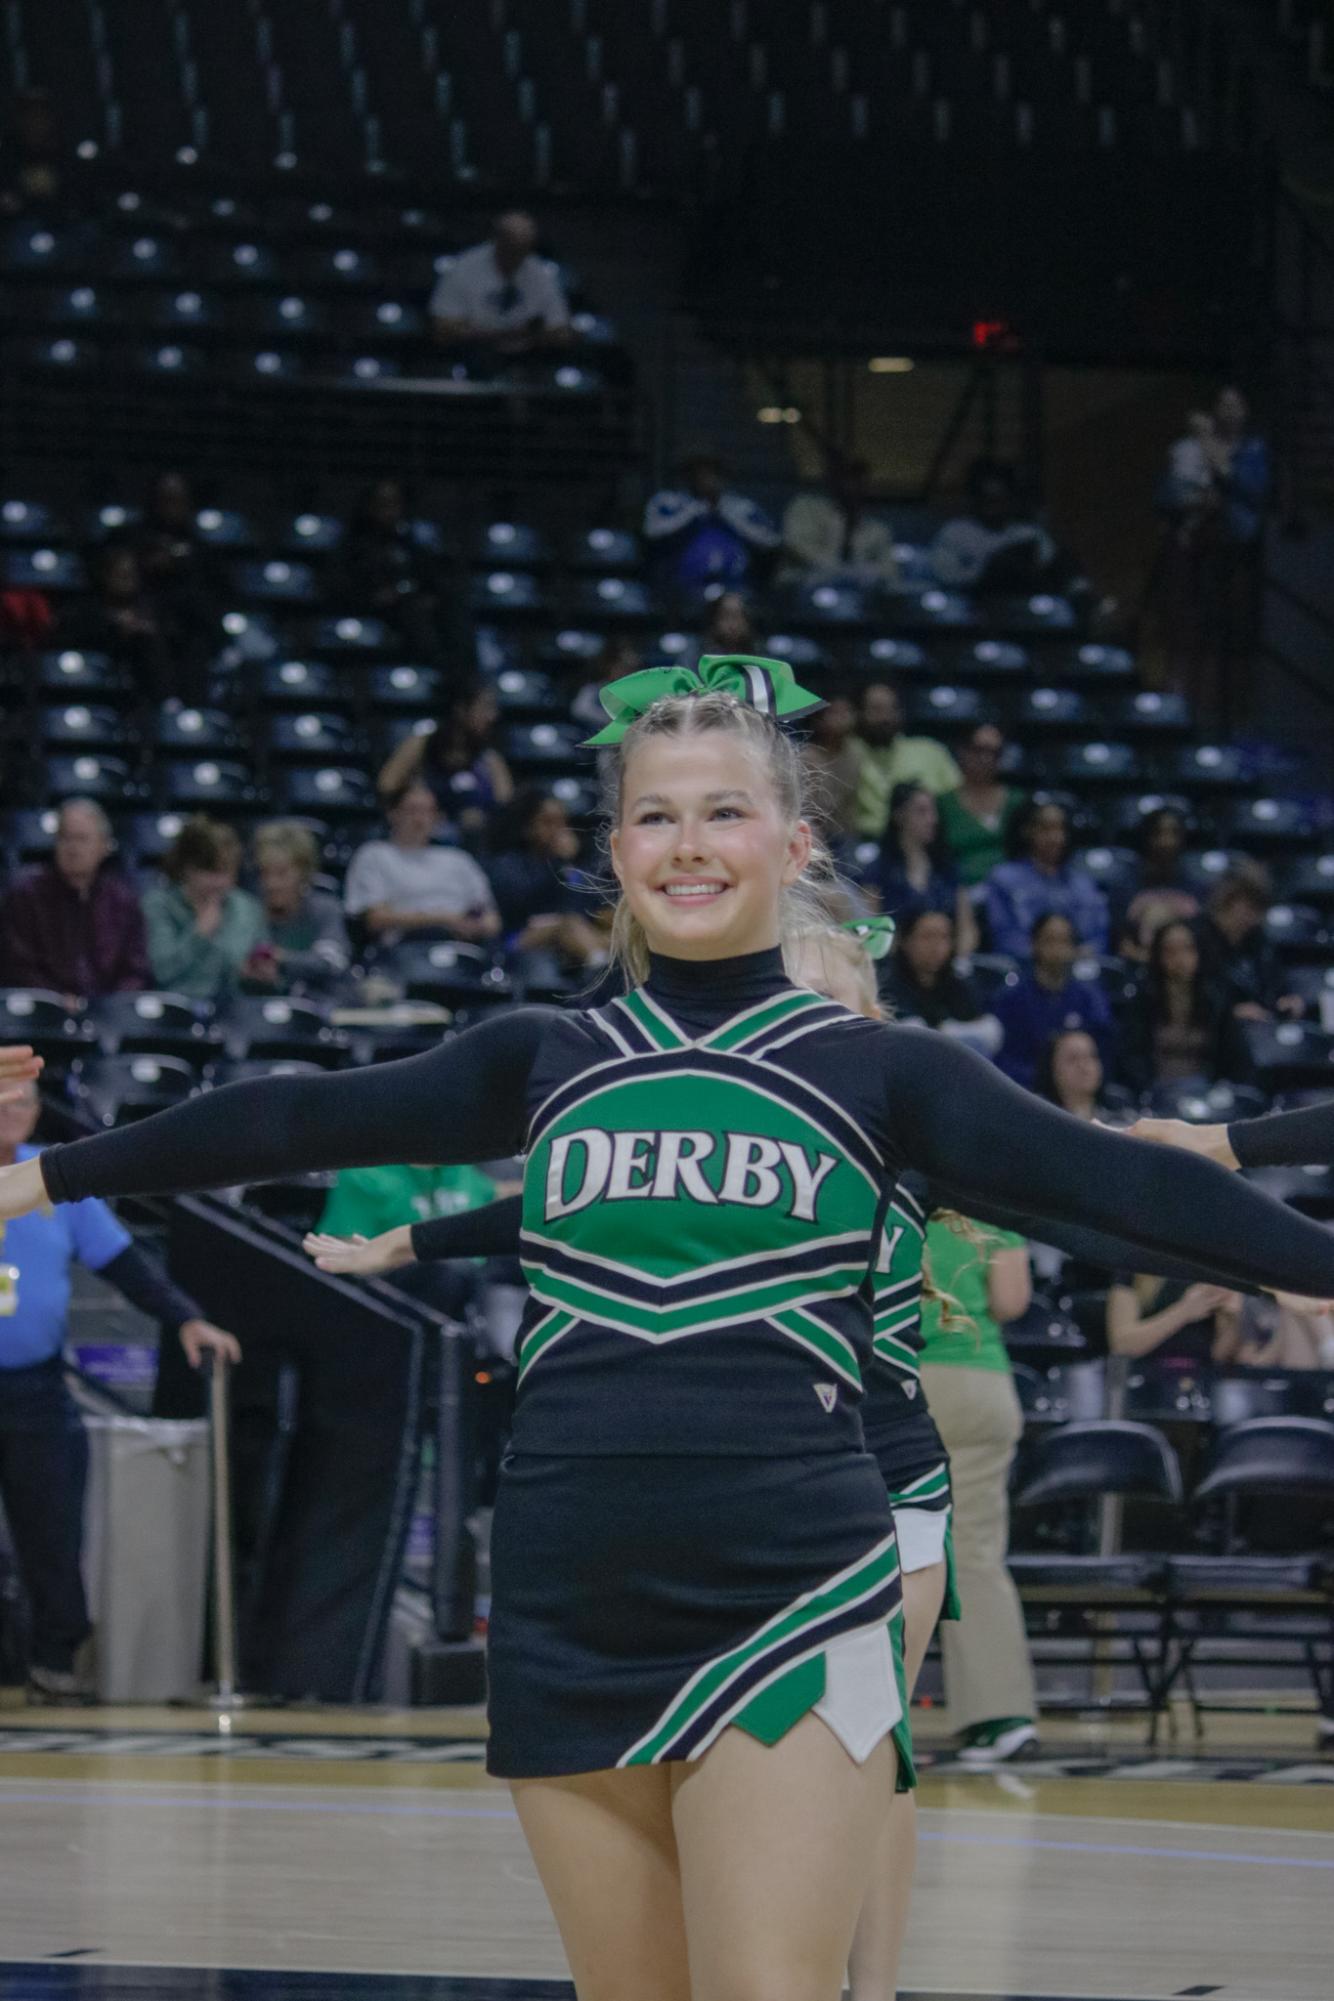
[617,987,688,1051]
[525,1256,869,1344]
[619,1532,902,1766]
[768,1305,863,1389]
[888,1459,952,1508]
[700,988,833,1053]
[515,1306,577,1383]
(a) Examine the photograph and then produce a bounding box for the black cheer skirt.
[486,1448,913,1783]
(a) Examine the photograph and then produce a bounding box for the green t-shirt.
[850,734,963,838]
[937,786,1024,886]
[918,1217,1026,1372]
[318,1162,498,1241]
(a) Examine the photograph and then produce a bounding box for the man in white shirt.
[782,455,901,587]
[429,212,572,355]
[344,781,501,946]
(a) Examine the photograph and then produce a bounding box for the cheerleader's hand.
[301,1229,411,1276]
[1124,1117,1238,1170]
[0,1045,43,1106]
[0,1154,50,1223]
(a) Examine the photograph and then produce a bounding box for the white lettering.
[651,1130,718,1203]
[877,1224,904,1275]
[719,1134,783,1207]
[607,1130,656,1199]
[546,1129,612,1219]
[779,1143,837,1223]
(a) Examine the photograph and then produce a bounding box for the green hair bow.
[840,915,896,961]
[582,653,825,748]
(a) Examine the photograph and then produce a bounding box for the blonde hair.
[604,691,836,985]
[253,818,319,882]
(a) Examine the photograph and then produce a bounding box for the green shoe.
[956,1716,1039,1765]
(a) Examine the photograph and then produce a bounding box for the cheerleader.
[4,658,1334,2001]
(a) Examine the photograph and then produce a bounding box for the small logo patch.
[903,1379,918,1400]
[814,1383,838,1413]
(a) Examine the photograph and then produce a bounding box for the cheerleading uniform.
[38,954,1334,1781]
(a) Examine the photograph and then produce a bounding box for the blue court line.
[1,1783,1332,1870]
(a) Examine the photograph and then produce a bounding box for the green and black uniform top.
[39,952,1334,1458]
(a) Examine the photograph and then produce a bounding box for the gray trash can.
[81,1414,211,1702]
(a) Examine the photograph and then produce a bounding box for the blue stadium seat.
[204,239,281,284]
[245,295,332,337]
[491,668,562,719]
[277,766,380,822]
[232,558,321,606]
[1282,853,1334,910]
[0,499,70,545]
[38,705,129,752]
[1242,1019,1334,1091]
[105,233,178,279]
[134,343,206,378]
[279,513,347,560]
[549,775,603,823]
[1113,689,1192,738]
[948,637,1029,679]
[469,571,549,617]
[122,812,187,867]
[1244,1162,1334,1220]
[268,712,363,762]
[367,664,441,712]
[90,991,220,1066]
[259,659,349,711]
[1014,686,1090,734]
[781,581,868,626]
[503,721,586,772]
[306,616,396,657]
[1107,792,1194,838]
[1058,740,1137,784]
[1226,796,1316,851]
[3,223,81,273]
[0,988,96,1072]
[208,1059,328,1087]
[642,629,694,664]
[45,756,141,807]
[391,941,514,1010]
[473,522,550,569]
[910,683,982,729]
[3,546,86,592]
[760,633,830,673]
[347,299,427,343]
[1263,903,1327,956]
[1172,742,1254,790]
[1057,642,1137,686]
[1075,845,1138,900]
[855,637,933,677]
[159,760,263,813]
[570,576,658,621]
[220,996,348,1067]
[334,354,403,385]
[889,588,974,633]
[149,287,223,331]
[4,809,62,865]
[567,526,642,572]
[195,507,260,552]
[154,707,244,757]
[71,1052,200,1127]
[983,592,1079,635]
[84,504,141,541]
[1280,964,1334,1015]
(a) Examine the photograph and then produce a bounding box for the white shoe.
[955,1720,1040,1765]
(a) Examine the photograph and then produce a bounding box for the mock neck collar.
[645,945,789,1020]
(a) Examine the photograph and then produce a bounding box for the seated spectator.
[875,783,978,955]
[0,799,148,1001]
[985,801,1109,959]
[1196,863,1302,1020]
[993,912,1115,1089]
[317,1155,514,1320]
[142,816,265,1001]
[377,684,514,841]
[132,470,223,682]
[1035,1026,1118,1124]
[1107,1271,1243,1371]
[345,780,500,948]
[1120,917,1250,1095]
[931,459,1079,596]
[63,543,191,707]
[339,478,461,664]
[850,680,962,839]
[938,719,1024,887]
[246,821,350,994]
[781,454,900,587]
[429,210,572,356]
[800,690,861,852]
[644,452,780,591]
[571,634,643,734]
[486,789,607,976]
[1115,807,1200,961]
[697,589,758,657]
[1233,1293,1334,1370]
[879,908,1000,1054]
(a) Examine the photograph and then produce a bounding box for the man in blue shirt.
[0,1078,237,1702]
[993,911,1117,1091]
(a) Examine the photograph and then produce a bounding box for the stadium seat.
[1113,689,1192,738]
[1243,1163,1334,1220]
[1058,740,1137,784]
[1059,642,1137,686]
[4,546,86,592]
[259,659,350,711]
[1014,686,1091,735]
[159,759,263,814]
[122,812,187,868]
[38,705,130,753]
[569,576,658,622]
[1014,1419,1182,1532]
[267,713,364,763]
[154,707,245,757]
[232,558,321,606]
[90,991,220,1066]
[1226,796,1317,851]
[277,766,379,822]
[0,499,70,545]
[44,755,142,807]
[1172,742,1254,791]
[220,996,348,1067]
[490,668,562,719]
[503,721,586,773]
[1263,903,1328,956]
[278,512,347,560]
[306,616,396,657]
[3,809,62,866]
[1002,1296,1089,1368]
[781,581,867,627]
[70,1052,200,1126]
[208,1059,328,1087]
[1282,853,1334,911]
[391,942,514,1010]
[472,522,550,569]
[908,683,982,729]
[0,989,96,1072]
[35,651,134,704]
[566,526,641,572]
[1242,1019,1334,1091]
[367,665,441,713]
[855,637,933,677]
[760,633,829,673]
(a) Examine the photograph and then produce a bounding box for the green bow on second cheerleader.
[582,653,825,747]
[841,915,896,961]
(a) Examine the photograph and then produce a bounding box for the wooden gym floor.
[0,1699,1329,2000]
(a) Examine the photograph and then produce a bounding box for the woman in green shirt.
[937,719,1024,887]
[918,1214,1038,1763]
[141,816,265,1001]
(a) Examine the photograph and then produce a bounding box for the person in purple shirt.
[985,799,1109,960]
[1,800,149,1003]
[993,911,1116,1089]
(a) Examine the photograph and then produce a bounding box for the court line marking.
[0,1783,1331,1870]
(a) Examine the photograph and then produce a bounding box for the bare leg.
[512,1766,692,2001]
[847,1559,948,2001]
[672,1713,898,2001]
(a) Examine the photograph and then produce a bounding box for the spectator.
[993,912,1115,1090]
[571,634,642,735]
[486,789,607,977]
[344,780,500,948]
[316,1154,512,1319]
[132,471,223,682]
[0,1076,237,1702]
[0,88,65,213]
[875,783,978,954]
[643,452,780,591]
[938,720,1024,887]
[918,1213,1038,1764]
[377,684,514,840]
[0,799,149,1001]
[1120,917,1249,1095]
[340,478,460,663]
[1211,384,1272,549]
[64,543,187,707]
[879,908,1000,1053]
[246,821,350,994]
[1197,863,1302,1020]
[985,801,1109,959]
[1035,1027,1117,1123]
[850,680,962,839]
[142,816,265,1001]
[930,459,1075,595]
[781,454,900,587]
[697,589,758,656]
[1116,807,1200,961]
[800,690,861,851]
[1233,1293,1334,1371]
[1107,1269,1243,1372]
[429,211,572,356]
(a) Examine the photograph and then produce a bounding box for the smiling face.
[610,730,811,962]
